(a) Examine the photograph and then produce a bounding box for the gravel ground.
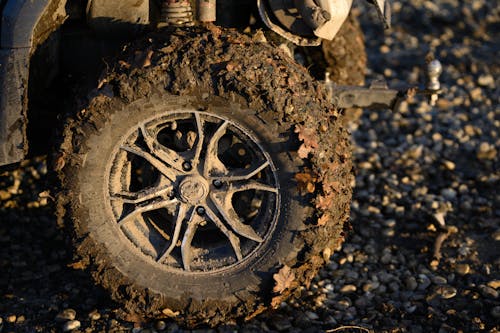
[0,0,498,332]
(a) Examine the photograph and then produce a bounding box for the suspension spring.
[161,0,194,26]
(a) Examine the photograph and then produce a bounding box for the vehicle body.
[0,0,441,327]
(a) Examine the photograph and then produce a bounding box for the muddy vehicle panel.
[0,0,441,327]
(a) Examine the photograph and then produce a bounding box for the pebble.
[155,320,167,330]
[435,285,457,299]
[56,309,76,322]
[406,276,418,291]
[479,285,498,299]
[6,315,16,323]
[455,263,470,275]
[432,276,448,285]
[340,284,357,293]
[417,274,431,290]
[488,280,500,289]
[491,306,500,319]
[305,311,319,320]
[88,310,101,321]
[477,74,494,87]
[62,320,81,332]
[492,230,500,241]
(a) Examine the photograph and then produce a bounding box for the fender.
[0,0,59,166]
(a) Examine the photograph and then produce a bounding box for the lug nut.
[213,180,223,188]
[196,206,206,215]
[182,162,192,171]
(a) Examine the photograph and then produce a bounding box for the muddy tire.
[56,28,352,327]
[323,12,367,86]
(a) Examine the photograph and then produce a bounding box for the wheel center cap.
[178,175,209,204]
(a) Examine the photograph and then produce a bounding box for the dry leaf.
[316,193,335,210]
[161,308,180,318]
[67,261,86,270]
[318,213,331,226]
[118,60,131,69]
[323,180,342,194]
[271,295,283,309]
[273,265,295,294]
[297,143,313,159]
[142,50,154,68]
[294,125,319,150]
[295,172,316,194]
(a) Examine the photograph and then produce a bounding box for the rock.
[488,280,500,289]
[155,320,167,331]
[62,320,81,332]
[477,142,497,160]
[477,74,494,87]
[340,284,357,293]
[435,285,457,299]
[56,309,77,322]
[6,315,16,323]
[305,311,319,320]
[406,276,418,291]
[479,285,499,299]
[269,315,292,331]
[432,276,448,285]
[455,264,470,275]
[492,230,500,241]
[88,310,101,321]
[491,306,500,319]
[418,274,432,290]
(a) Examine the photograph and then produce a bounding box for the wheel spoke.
[209,193,263,242]
[218,161,270,182]
[120,144,177,181]
[205,204,243,261]
[140,125,186,173]
[181,212,203,271]
[229,180,279,194]
[157,203,191,263]
[191,113,204,169]
[110,185,173,204]
[203,120,229,178]
[117,198,178,226]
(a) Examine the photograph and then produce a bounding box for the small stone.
[441,188,457,200]
[335,299,351,310]
[455,264,470,275]
[340,284,357,293]
[6,315,16,323]
[362,281,380,292]
[442,160,456,170]
[477,142,497,160]
[88,310,101,321]
[492,230,500,241]
[491,306,500,319]
[470,87,483,101]
[156,320,167,331]
[269,315,292,331]
[406,276,418,291]
[417,274,431,290]
[56,309,77,322]
[435,285,457,299]
[477,74,494,87]
[62,320,81,332]
[382,219,396,228]
[432,276,448,285]
[479,284,499,299]
[488,280,500,289]
[305,311,319,320]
